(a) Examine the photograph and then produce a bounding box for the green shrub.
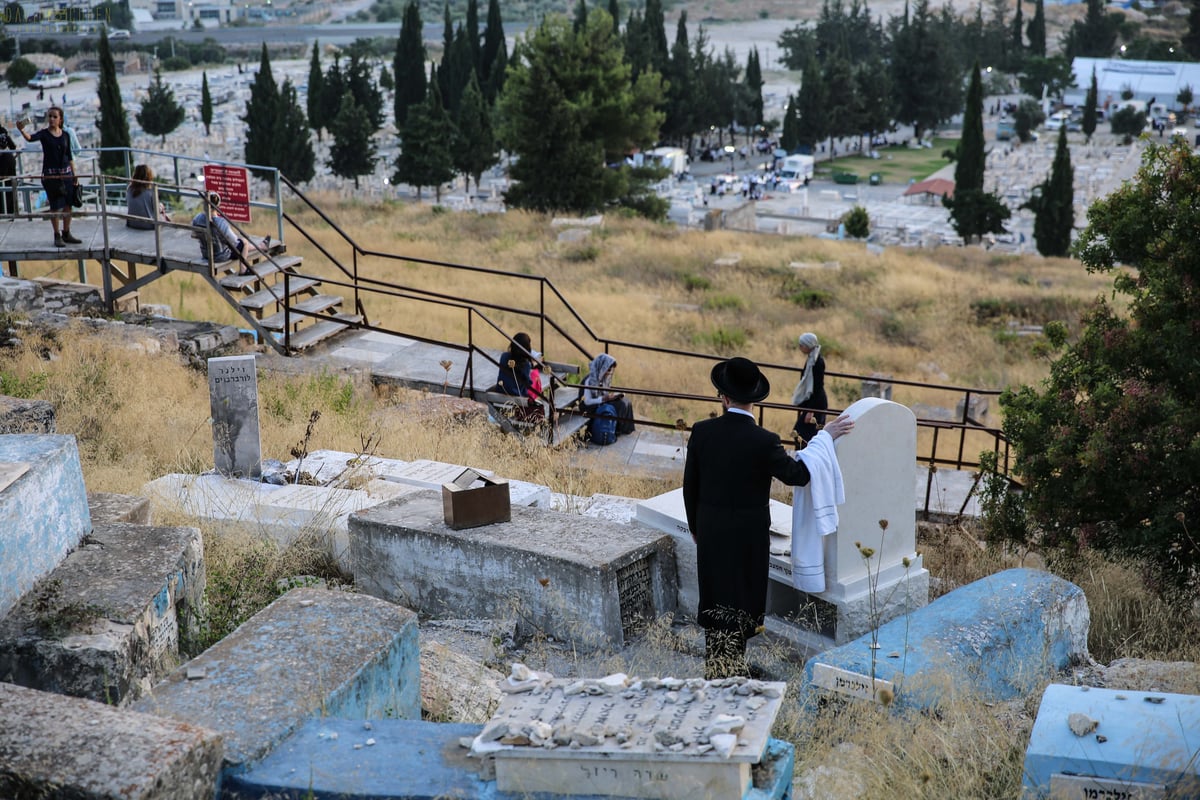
[787,288,833,308]
[161,55,192,72]
[692,327,748,352]
[842,205,870,239]
[563,244,600,262]
[682,272,712,292]
[701,293,746,311]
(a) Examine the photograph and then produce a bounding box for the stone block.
[0,682,223,800]
[1023,684,1200,798]
[0,275,43,312]
[0,395,55,433]
[0,521,204,705]
[133,587,420,774]
[350,491,677,650]
[803,569,1090,711]
[0,434,91,621]
[88,491,152,524]
[222,719,795,800]
[142,473,422,573]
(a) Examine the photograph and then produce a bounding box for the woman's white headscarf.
[586,353,617,389]
[792,332,821,406]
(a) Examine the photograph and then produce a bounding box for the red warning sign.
[202,164,251,223]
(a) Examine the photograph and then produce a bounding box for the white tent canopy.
[1065,58,1200,111]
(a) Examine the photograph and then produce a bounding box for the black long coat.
[682,411,812,637]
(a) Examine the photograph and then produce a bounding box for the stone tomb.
[636,488,793,621]
[0,434,92,621]
[0,521,204,706]
[350,491,676,650]
[208,354,262,479]
[1023,683,1200,798]
[765,397,928,650]
[474,674,788,800]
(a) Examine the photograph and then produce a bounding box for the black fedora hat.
[711,357,771,404]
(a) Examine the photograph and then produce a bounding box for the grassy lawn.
[812,137,957,185]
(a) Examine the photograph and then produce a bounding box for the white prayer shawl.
[790,430,845,593]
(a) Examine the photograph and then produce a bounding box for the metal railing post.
[283,271,291,352]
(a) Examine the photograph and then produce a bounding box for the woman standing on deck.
[16,106,79,247]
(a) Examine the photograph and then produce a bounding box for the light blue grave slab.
[133,587,420,775]
[222,718,795,800]
[803,568,1089,710]
[1022,683,1200,799]
[0,434,91,620]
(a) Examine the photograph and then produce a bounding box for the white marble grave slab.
[633,440,687,461]
[550,492,592,514]
[478,676,785,800]
[580,494,639,524]
[284,449,412,485]
[378,458,551,508]
[330,346,389,363]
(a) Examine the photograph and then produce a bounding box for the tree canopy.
[393,0,427,129]
[393,82,456,201]
[998,141,1200,584]
[137,70,185,144]
[328,91,378,190]
[95,30,131,172]
[1025,124,1074,257]
[496,10,664,215]
[944,62,1010,239]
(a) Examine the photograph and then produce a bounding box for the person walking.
[16,106,79,247]
[683,356,853,679]
[790,332,828,446]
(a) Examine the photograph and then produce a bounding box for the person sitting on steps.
[191,191,244,265]
[582,353,635,436]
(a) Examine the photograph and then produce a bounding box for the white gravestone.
[636,488,792,621]
[474,673,786,800]
[765,397,929,649]
[208,355,262,480]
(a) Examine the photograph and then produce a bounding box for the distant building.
[1067,58,1200,113]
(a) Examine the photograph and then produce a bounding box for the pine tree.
[1027,124,1074,257]
[780,94,800,152]
[1027,0,1046,57]
[380,66,395,93]
[328,92,377,190]
[394,82,456,201]
[321,58,345,132]
[95,29,131,172]
[453,72,498,194]
[1082,68,1098,143]
[200,70,213,136]
[393,0,427,129]
[275,78,316,185]
[137,69,185,144]
[243,43,280,181]
[307,41,325,140]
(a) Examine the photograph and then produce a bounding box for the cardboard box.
[442,469,511,529]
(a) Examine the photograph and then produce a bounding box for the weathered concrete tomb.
[0,681,223,800]
[350,490,677,650]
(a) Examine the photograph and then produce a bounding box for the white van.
[777,154,814,190]
[28,68,68,89]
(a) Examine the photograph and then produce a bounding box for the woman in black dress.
[16,106,79,247]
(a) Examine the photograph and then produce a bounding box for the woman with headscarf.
[791,332,828,446]
[582,353,635,435]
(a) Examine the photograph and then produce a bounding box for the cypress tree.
[346,52,384,131]
[95,28,131,172]
[321,58,345,133]
[1082,68,1098,143]
[307,41,325,140]
[453,71,498,194]
[466,0,480,66]
[1027,0,1046,57]
[200,70,213,136]
[275,78,316,185]
[574,0,589,34]
[243,43,280,180]
[608,0,620,35]
[393,0,427,129]
[795,53,828,152]
[1029,124,1074,257]
[480,0,505,85]
[394,81,457,201]
[945,61,1011,239]
[744,47,764,127]
[643,0,669,73]
[780,94,800,152]
[1011,0,1024,54]
[328,92,377,190]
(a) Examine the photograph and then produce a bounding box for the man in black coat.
[683,356,854,679]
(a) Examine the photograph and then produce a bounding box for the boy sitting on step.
[191,191,244,264]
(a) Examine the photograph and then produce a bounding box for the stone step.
[549,409,590,447]
[0,521,204,705]
[239,276,320,311]
[257,294,346,331]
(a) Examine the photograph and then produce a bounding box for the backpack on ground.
[589,402,617,445]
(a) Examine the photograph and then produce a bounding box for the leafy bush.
[787,288,833,308]
[160,55,192,72]
[842,205,870,239]
[682,272,711,291]
[701,293,746,311]
[692,326,748,352]
[1110,106,1147,143]
[6,57,37,88]
[1013,99,1045,143]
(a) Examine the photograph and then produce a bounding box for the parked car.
[109,29,131,39]
[1044,111,1071,131]
[28,68,67,89]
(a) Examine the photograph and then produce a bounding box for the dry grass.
[2,200,1192,798]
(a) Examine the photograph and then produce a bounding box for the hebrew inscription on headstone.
[473,669,786,799]
[208,355,262,479]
